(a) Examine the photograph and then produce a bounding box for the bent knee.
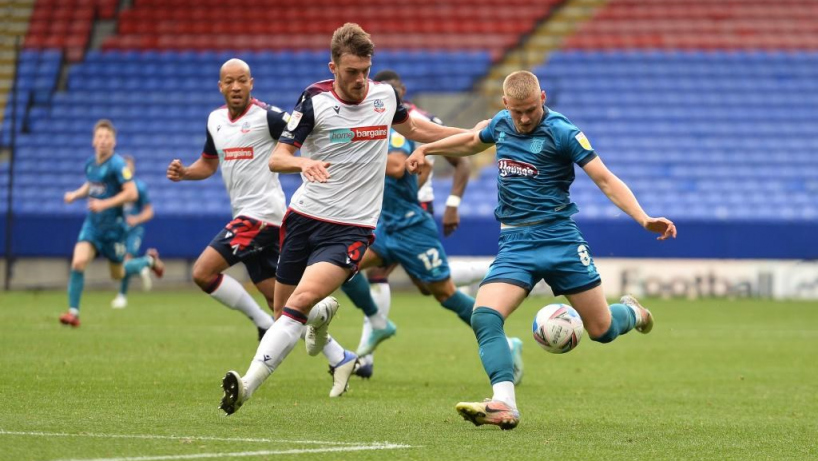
[192,265,220,291]
[586,319,613,342]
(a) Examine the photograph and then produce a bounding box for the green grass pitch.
[1,290,816,460]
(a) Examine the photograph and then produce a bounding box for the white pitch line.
[0,429,365,446]
[52,444,413,461]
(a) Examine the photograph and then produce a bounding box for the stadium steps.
[478,0,608,112]
[0,0,34,125]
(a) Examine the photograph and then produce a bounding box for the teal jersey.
[379,129,427,232]
[478,107,597,226]
[84,153,132,231]
[124,178,151,230]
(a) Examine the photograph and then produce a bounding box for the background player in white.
[219,23,479,415]
[166,60,341,357]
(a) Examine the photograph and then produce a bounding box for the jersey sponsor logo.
[498,159,539,178]
[287,111,303,131]
[373,99,386,113]
[529,138,545,153]
[222,147,254,161]
[575,132,593,150]
[89,182,106,196]
[329,125,388,144]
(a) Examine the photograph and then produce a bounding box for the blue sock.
[341,274,379,317]
[119,277,130,296]
[68,270,84,311]
[124,256,151,276]
[471,307,514,385]
[441,290,475,326]
[593,303,637,343]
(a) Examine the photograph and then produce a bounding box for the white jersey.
[280,80,409,227]
[203,99,289,226]
[407,105,441,204]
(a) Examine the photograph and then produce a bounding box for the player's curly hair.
[94,119,116,135]
[503,71,541,100]
[331,23,374,63]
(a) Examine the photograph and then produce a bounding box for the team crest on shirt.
[373,99,385,113]
[240,121,251,134]
[498,159,539,178]
[529,138,545,153]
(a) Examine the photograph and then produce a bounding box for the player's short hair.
[373,69,401,83]
[502,71,541,101]
[94,119,116,136]
[330,23,374,63]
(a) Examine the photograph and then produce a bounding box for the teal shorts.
[481,219,601,296]
[370,216,451,284]
[77,219,127,264]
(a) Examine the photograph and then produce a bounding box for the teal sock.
[68,270,84,311]
[441,290,475,326]
[593,303,637,343]
[124,256,151,276]
[341,274,378,317]
[119,277,130,296]
[471,307,514,385]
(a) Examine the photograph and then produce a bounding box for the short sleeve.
[278,92,315,148]
[387,129,412,156]
[478,112,503,144]
[556,120,597,166]
[114,157,133,185]
[202,126,218,159]
[266,105,290,140]
[391,86,409,125]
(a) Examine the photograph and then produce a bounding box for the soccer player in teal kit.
[407,71,677,429]
[61,120,163,327]
[111,155,161,309]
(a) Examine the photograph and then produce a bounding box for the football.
[532,303,584,354]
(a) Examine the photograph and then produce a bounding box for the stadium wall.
[2,215,816,259]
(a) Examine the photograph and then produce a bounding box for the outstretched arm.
[394,115,467,144]
[406,131,489,174]
[583,157,677,240]
[167,157,219,181]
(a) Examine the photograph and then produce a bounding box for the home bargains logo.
[223,147,254,161]
[498,159,539,178]
[329,125,388,144]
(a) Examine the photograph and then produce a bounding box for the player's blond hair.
[502,71,541,101]
[330,23,374,63]
[94,119,116,136]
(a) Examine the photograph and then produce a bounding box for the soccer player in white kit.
[167,61,351,393]
[218,24,477,415]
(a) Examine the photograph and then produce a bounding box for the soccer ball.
[532,303,584,354]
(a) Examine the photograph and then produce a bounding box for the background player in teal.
[60,120,164,327]
[111,155,163,309]
[407,71,677,430]
[345,126,524,383]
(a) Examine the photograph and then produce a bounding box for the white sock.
[492,381,517,410]
[449,260,491,286]
[368,282,391,330]
[322,336,346,365]
[69,307,79,316]
[210,274,273,329]
[357,316,373,354]
[506,337,514,349]
[244,316,303,397]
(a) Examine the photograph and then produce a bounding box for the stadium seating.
[24,0,118,62]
